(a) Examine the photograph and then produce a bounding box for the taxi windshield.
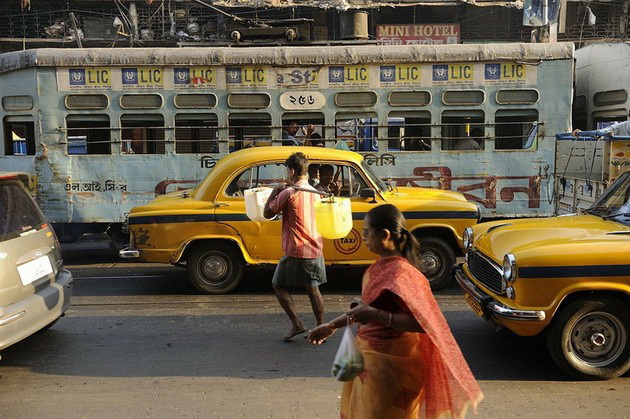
[586,172,630,223]
[360,161,389,193]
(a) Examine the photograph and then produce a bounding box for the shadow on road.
[0,309,598,382]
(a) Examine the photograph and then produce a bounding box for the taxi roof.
[194,146,364,200]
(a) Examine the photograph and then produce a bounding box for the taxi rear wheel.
[187,242,244,294]
[415,236,456,291]
[547,297,630,380]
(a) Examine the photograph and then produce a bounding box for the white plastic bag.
[332,325,364,381]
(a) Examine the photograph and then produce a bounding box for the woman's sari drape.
[341,256,482,419]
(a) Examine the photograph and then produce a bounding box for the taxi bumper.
[453,264,546,321]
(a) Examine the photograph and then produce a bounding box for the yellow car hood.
[393,186,469,202]
[474,215,630,265]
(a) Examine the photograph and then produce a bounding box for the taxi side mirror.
[360,188,377,203]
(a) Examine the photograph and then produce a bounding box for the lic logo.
[174,68,190,84]
[122,68,138,84]
[485,64,501,80]
[226,68,241,84]
[329,67,344,83]
[380,66,395,82]
[432,65,448,82]
[69,69,85,85]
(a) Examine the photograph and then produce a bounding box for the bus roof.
[0,43,574,73]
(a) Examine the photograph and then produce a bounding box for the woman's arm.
[307,313,349,345]
[347,297,425,333]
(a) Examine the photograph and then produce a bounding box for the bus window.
[387,111,431,151]
[66,115,111,155]
[441,110,484,151]
[335,112,378,152]
[2,96,34,111]
[281,112,325,147]
[228,113,271,150]
[495,109,539,150]
[3,117,35,156]
[175,114,218,154]
[120,114,165,154]
[593,108,628,130]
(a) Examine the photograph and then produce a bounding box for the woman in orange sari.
[308,204,482,418]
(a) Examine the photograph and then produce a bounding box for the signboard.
[56,61,537,91]
[225,66,267,88]
[121,67,163,89]
[173,67,216,89]
[279,91,325,110]
[377,24,460,45]
[67,67,112,90]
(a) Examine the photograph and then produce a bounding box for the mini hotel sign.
[377,24,460,45]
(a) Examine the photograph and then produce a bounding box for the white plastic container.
[315,197,353,239]
[244,187,274,221]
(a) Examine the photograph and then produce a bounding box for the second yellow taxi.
[121,146,480,294]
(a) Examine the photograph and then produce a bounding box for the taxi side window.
[318,164,368,197]
[225,163,286,197]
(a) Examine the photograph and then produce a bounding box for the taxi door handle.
[215,203,230,207]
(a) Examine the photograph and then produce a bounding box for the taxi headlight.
[463,227,474,250]
[502,254,517,283]
[475,203,483,222]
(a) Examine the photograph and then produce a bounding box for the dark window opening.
[495,109,539,150]
[387,112,431,151]
[228,113,271,151]
[175,114,218,154]
[121,114,165,155]
[3,119,35,156]
[67,115,111,155]
[441,111,484,151]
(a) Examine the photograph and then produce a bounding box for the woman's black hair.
[366,204,421,269]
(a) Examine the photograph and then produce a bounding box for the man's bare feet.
[284,325,307,341]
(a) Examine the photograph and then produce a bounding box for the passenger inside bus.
[281,119,320,146]
[453,127,483,151]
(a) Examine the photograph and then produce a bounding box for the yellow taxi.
[454,171,630,380]
[121,147,479,294]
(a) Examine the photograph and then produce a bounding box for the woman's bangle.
[385,311,393,328]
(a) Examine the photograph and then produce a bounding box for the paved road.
[0,243,628,418]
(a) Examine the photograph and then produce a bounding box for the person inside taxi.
[263,152,327,340]
[315,164,341,196]
[308,164,320,187]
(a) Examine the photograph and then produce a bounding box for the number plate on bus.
[17,255,53,285]
[464,293,484,318]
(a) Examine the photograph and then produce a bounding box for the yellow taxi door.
[214,162,285,263]
[321,164,382,264]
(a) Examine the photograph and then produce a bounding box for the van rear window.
[0,181,47,243]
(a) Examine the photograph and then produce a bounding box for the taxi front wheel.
[416,236,456,291]
[187,242,244,294]
[547,297,630,380]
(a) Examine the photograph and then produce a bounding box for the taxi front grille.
[468,251,503,294]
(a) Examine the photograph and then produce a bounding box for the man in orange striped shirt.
[264,152,327,340]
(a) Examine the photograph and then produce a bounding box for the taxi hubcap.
[419,250,440,276]
[569,311,626,367]
[202,256,229,280]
